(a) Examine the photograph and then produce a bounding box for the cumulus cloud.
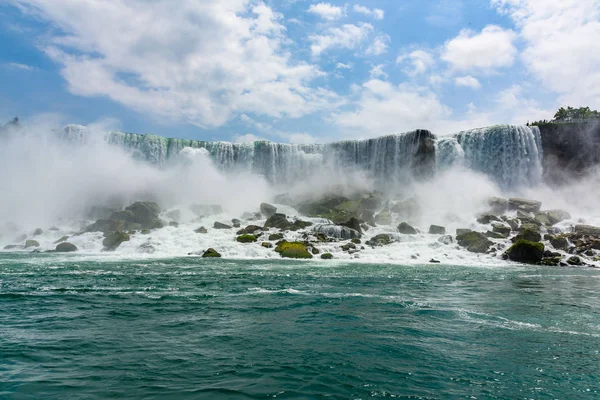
[441,25,517,73]
[397,49,435,76]
[365,35,389,56]
[307,3,345,20]
[492,0,600,108]
[353,4,384,20]
[309,23,373,56]
[12,0,341,128]
[454,75,482,89]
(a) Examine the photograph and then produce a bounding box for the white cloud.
[309,23,373,56]
[369,64,387,79]
[441,25,517,73]
[353,4,384,20]
[492,0,600,109]
[234,133,265,143]
[365,35,389,56]
[397,49,435,75]
[454,75,481,89]
[13,0,339,128]
[307,3,345,20]
[6,62,35,71]
[335,62,353,69]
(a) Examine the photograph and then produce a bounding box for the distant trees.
[528,107,600,126]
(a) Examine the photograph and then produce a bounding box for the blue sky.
[1,0,599,143]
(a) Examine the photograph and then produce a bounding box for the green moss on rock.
[506,240,544,264]
[456,231,493,253]
[274,241,313,259]
[236,234,258,243]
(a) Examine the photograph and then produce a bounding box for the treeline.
[528,107,600,126]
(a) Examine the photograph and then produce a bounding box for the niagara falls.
[1,1,600,399]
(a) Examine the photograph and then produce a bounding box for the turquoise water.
[1,254,599,399]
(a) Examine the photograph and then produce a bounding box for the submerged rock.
[260,203,278,218]
[456,231,492,253]
[56,242,78,252]
[397,222,417,235]
[138,242,156,254]
[506,240,544,264]
[438,235,453,245]
[261,242,273,249]
[102,231,130,251]
[274,241,313,259]
[202,248,222,258]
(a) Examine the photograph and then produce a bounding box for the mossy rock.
[477,214,502,224]
[351,238,362,244]
[268,233,284,241]
[321,253,334,260]
[339,217,362,234]
[567,256,582,266]
[236,234,258,243]
[141,229,151,235]
[574,225,600,236]
[365,234,393,247]
[202,248,221,258]
[274,241,313,259]
[56,242,78,252]
[264,213,291,230]
[237,225,263,235]
[506,240,544,263]
[341,243,356,252]
[290,220,313,231]
[513,228,542,243]
[492,223,511,236]
[548,235,569,250]
[54,235,69,244]
[102,231,130,251]
[456,231,493,253]
[25,240,40,248]
[261,242,273,249]
[311,247,320,255]
[542,256,562,266]
[398,222,417,235]
[534,213,551,226]
[428,225,446,235]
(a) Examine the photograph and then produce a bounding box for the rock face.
[275,241,313,259]
[456,232,492,253]
[87,201,163,233]
[260,203,277,218]
[56,242,78,252]
[398,222,417,235]
[102,231,130,251]
[506,240,544,264]
[202,248,221,258]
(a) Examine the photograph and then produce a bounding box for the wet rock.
[492,223,511,236]
[574,225,600,236]
[567,256,582,266]
[213,222,232,230]
[202,248,221,258]
[121,201,163,230]
[56,242,78,252]
[231,219,241,228]
[341,242,357,252]
[438,235,453,245]
[290,220,313,231]
[485,231,507,239]
[542,256,561,266]
[3,245,21,250]
[168,221,179,228]
[297,195,349,217]
[195,226,208,234]
[311,247,320,255]
[477,214,502,224]
[429,258,441,264]
[508,198,542,213]
[506,240,544,264]
[487,197,509,214]
[274,241,313,259]
[546,210,571,225]
[86,219,126,234]
[360,210,376,226]
[548,235,569,250]
[54,235,69,244]
[236,234,258,243]
[513,228,542,243]
[268,233,284,241]
[264,213,291,230]
[237,225,264,235]
[340,217,362,234]
[138,242,156,254]
[313,224,361,240]
[261,242,273,249]
[456,232,493,253]
[351,238,362,244]
[321,253,333,260]
[374,209,392,225]
[428,225,446,235]
[25,240,40,248]
[398,222,417,235]
[534,213,551,226]
[456,228,472,236]
[102,231,130,251]
[260,203,277,218]
[365,234,393,247]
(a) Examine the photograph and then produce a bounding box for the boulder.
[33,228,43,236]
[341,242,356,252]
[567,256,582,266]
[195,226,208,234]
[237,225,264,235]
[340,217,362,234]
[429,259,441,264]
[366,234,393,247]
[492,223,511,236]
[428,225,446,235]
[25,240,40,248]
[534,213,551,226]
[506,240,544,263]
[374,209,392,225]
[508,198,542,213]
[213,222,232,229]
[202,248,222,258]
[360,210,376,226]
[513,228,542,243]
[268,233,284,241]
[56,242,78,252]
[54,235,69,244]
[548,235,569,250]
[102,231,130,251]
[361,193,383,211]
[290,220,313,231]
[138,242,156,254]
[397,222,417,235]
[297,195,349,217]
[321,253,334,260]
[546,210,571,225]
[261,242,273,249]
[236,234,258,243]
[260,203,277,218]
[485,231,507,239]
[487,197,509,214]
[477,214,502,224]
[264,213,291,230]
[456,232,493,253]
[231,219,241,228]
[122,201,163,229]
[574,225,600,236]
[274,241,313,259]
[456,228,472,236]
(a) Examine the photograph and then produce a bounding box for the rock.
[429,258,441,264]
[54,235,69,244]
[231,219,241,228]
[102,231,130,251]
[542,257,561,266]
[311,247,320,255]
[141,229,150,235]
[438,235,453,245]
[213,222,232,229]
[361,193,384,211]
[33,228,43,236]
[456,232,493,253]
[477,214,502,224]
[505,219,520,231]
[398,222,417,235]
[260,203,277,218]
[56,242,78,252]
[121,201,163,229]
[341,243,357,252]
[3,245,21,250]
[509,198,542,213]
[313,224,361,240]
[274,241,313,259]
[366,234,393,247]
[191,204,223,217]
[168,221,179,228]
[268,233,284,241]
[574,225,600,236]
[534,213,551,226]
[340,217,362,234]
[567,256,582,266]
[202,248,222,258]
[321,253,333,260]
[513,228,542,243]
[237,225,264,235]
[297,195,349,217]
[374,209,392,225]
[290,220,313,231]
[264,213,291,230]
[166,209,181,222]
[195,226,208,234]
[351,238,361,244]
[548,235,569,250]
[86,219,126,233]
[25,240,40,248]
[236,234,258,243]
[546,210,571,225]
[487,197,509,214]
[261,242,273,249]
[492,223,511,236]
[360,210,376,226]
[138,242,156,254]
[428,225,446,235]
[456,228,472,236]
[485,231,507,239]
[506,240,544,263]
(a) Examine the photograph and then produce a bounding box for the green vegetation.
[528,106,600,126]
